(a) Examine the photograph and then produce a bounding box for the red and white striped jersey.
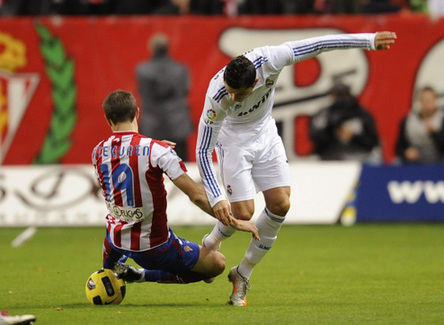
[92,131,186,252]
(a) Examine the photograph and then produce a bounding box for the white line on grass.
[11,227,37,248]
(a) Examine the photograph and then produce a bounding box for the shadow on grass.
[32,301,229,309]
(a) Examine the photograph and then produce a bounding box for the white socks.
[238,208,285,279]
[204,208,286,280]
[203,220,237,250]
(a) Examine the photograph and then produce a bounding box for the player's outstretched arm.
[230,219,260,240]
[374,31,397,50]
[173,174,235,227]
[172,173,216,217]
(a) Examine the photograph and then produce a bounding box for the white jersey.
[92,131,186,252]
[196,33,376,207]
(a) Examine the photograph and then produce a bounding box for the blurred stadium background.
[1,11,444,228]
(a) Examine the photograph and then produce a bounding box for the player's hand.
[162,139,176,149]
[374,31,397,50]
[230,219,260,240]
[213,200,233,226]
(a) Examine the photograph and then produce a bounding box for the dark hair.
[102,90,137,125]
[420,85,437,96]
[330,83,351,98]
[223,55,256,89]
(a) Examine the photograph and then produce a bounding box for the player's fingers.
[216,210,231,226]
[375,31,397,50]
[251,225,260,241]
[161,139,177,148]
[376,31,397,39]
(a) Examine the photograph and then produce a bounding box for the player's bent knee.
[268,199,290,216]
[210,251,226,276]
[231,201,255,221]
[234,212,253,221]
[196,247,226,276]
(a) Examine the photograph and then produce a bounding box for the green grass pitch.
[1,224,443,324]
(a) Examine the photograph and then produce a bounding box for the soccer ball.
[85,269,126,305]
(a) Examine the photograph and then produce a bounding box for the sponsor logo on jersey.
[107,202,145,222]
[237,89,271,117]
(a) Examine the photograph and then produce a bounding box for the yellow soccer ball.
[85,269,126,305]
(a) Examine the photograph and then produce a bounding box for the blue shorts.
[104,228,200,274]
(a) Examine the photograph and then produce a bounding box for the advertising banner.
[357,165,444,222]
[1,15,444,165]
[0,162,361,227]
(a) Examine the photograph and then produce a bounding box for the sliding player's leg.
[115,230,225,284]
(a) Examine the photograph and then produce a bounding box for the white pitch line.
[11,227,37,248]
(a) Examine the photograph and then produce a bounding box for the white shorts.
[216,129,290,203]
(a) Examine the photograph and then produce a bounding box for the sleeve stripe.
[294,39,370,57]
[198,125,222,197]
[252,56,269,69]
[213,87,228,103]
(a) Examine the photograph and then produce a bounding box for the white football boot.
[227,266,250,306]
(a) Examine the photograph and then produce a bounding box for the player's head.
[149,33,169,57]
[103,90,137,125]
[224,55,258,102]
[417,85,437,116]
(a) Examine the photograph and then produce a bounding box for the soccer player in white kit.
[197,31,397,306]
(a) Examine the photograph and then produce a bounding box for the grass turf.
[1,224,443,324]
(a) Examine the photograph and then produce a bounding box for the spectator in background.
[362,0,402,13]
[309,83,382,163]
[282,0,314,14]
[314,0,361,14]
[136,33,193,161]
[395,86,444,164]
[153,0,191,14]
[191,0,223,15]
[238,0,283,14]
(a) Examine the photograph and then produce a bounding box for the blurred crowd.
[0,0,440,16]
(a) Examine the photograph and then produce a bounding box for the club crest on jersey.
[226,185,232,195]
[183,245,193,252]
[265,78,274,88]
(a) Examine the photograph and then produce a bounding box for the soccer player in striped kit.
[197,31,397,306]
[93,90,259,287]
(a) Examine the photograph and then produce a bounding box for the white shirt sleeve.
[151,141,186,181]
[196,94,227,207]
[266,33,377,70]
